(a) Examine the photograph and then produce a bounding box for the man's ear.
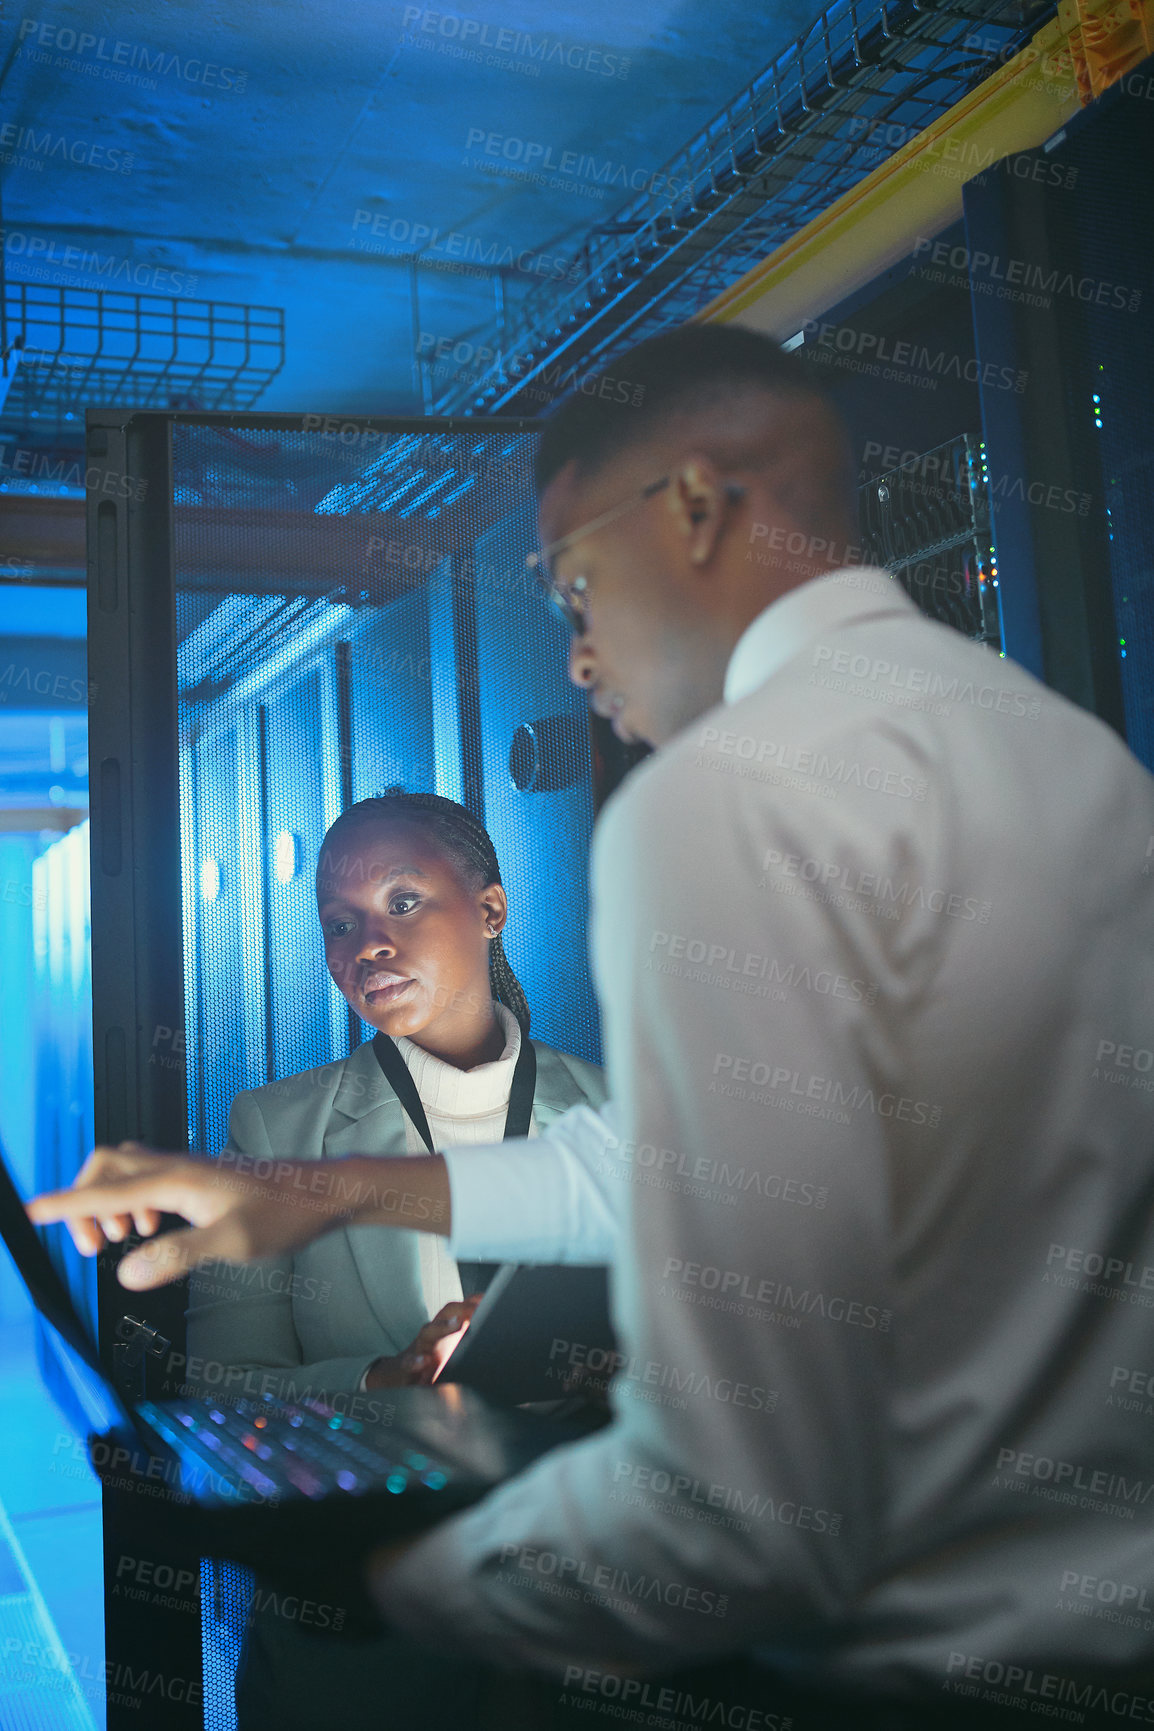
[670,457,734,564]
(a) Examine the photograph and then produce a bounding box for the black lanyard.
[370,1025,536,1294]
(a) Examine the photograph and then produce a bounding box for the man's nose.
[568,634,596,689]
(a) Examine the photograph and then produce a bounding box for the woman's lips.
[362,972,414,1005]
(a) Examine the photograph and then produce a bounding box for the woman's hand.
[364,1296,483,1389]
[560,1360,614,1410]
[26,1142,357,1290]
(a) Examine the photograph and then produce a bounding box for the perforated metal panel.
[198,1560,253,1731]
[173,420,601,1166]
[857,434,1001,645]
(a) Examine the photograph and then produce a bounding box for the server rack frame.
[85,409,540,1731]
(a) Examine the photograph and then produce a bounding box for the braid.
[328,790,531,1035]
[487,930,531,1037]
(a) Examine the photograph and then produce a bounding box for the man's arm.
[444,1100,626,1265]
[25,1143,447,1288]
[27,1100,628,1288]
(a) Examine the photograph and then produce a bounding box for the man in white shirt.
[34,326,1154,1725]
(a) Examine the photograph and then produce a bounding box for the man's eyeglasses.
[526,475,670,634]
[526,473,746,634]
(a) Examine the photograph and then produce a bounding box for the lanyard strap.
[369,1027,536,1297]
[369,1025,536,1153]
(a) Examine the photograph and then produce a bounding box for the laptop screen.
[0,1138,127,1433]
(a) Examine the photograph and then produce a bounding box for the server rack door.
[262,666,338,1082]
[90,412,611,1730]
[964,71,1154,758]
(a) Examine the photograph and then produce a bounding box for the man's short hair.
[533,324,824,496]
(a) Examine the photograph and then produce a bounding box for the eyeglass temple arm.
[528,474,746,571]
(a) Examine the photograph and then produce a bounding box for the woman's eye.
[325,918,354,939]
[389,893,421,916]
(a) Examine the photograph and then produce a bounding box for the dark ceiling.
[0,0,1047,809]
[0,0,827,420]
[1,0,834,810]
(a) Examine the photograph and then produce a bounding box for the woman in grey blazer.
[186,790,604,1401]
[186,790,605,1731]
[184,1026,603,1404]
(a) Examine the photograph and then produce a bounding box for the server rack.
[963,73,1153,760]
[85,412,594,1730]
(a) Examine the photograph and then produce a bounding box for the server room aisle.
[0,1303,103,1730]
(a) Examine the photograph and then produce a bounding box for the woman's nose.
[357,925,396,960]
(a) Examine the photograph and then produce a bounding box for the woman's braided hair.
[326,789,530,1034]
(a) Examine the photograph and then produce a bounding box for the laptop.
[0,1139,596,1617]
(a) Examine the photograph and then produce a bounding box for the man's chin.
[613,710,660,749]
[607,702,650,747]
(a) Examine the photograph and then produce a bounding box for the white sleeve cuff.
[443,1102,626,1265]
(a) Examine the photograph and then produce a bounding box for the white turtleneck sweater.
[386,999,537,1323]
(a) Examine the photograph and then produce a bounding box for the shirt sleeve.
[443,1100,628,1265]
[372,725,946,1675]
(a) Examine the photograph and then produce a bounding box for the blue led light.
[422,1471,447,1490]
[386,1472,408,1494]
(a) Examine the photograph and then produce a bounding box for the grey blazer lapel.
[318,1035,605,1344]
[532,1042,600,1119]
[322,1041,427,1349]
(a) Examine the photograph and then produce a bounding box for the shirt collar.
[723,565,916,705]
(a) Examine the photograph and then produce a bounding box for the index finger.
[27,1172,191,1229]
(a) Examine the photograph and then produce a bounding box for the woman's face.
[316,819,506,1045]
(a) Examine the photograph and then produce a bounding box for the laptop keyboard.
[139,1394,457,1503]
